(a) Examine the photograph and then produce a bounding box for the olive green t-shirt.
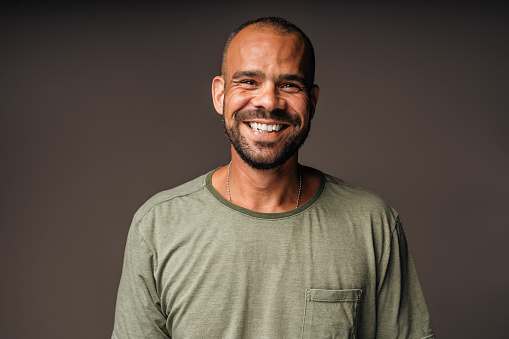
[112,169,434,339]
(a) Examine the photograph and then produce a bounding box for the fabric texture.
[112,169,434,339]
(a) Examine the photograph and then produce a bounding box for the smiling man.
[112,17,434,339]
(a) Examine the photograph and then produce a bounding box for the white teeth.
[248,122,283,133]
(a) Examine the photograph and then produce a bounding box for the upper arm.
[375,219,434,338]
[112,220,170,339]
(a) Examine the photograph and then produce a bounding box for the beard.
[222,107,311,170]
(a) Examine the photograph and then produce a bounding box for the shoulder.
[132,172,209,225]
[320,171,399,226]
[322,172,392,207]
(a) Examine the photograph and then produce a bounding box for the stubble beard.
[222,107,311,170]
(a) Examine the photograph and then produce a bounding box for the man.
[112,17,434,338]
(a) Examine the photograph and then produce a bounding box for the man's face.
[212,26,319,170]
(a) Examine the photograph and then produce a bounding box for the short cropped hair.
[221,17,315,89]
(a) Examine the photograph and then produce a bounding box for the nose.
[250,84,285,112]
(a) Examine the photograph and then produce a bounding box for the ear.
[212,76,225,115]
[309,84,320,119]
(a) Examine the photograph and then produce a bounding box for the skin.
[211,25,320,213]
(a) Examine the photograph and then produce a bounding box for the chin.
[235,148,296,170]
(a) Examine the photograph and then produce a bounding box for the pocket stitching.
[302,288,362,339]
[311,298,360,302]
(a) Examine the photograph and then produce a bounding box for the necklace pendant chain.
[227,162,302,209]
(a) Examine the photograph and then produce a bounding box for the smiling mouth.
[247,122,288,133]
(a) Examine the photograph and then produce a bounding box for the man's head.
[221,17,316,90]
[212,17,319,170]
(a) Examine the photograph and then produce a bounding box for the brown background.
[1,1,508,338]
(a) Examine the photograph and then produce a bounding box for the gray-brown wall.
[1,1,508,338]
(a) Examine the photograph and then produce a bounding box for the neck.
[215,151,302,213]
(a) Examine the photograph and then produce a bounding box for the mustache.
[234,108,302,125]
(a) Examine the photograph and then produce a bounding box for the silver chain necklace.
[227,162,302,209]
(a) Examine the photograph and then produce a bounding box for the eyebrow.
[232,70,264,80]
[277,74,307,86]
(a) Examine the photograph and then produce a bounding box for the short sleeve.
[376,218,435,338]
[112,219,170,339]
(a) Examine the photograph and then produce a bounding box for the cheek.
[287,97,311,118]
[225,92,253,114]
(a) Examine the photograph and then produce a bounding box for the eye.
[240,79,257,86]
[280,83,303,93]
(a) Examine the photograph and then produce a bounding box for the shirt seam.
[381,216,401,262]
[134,219,159,275]
[135,185,206,224]
[376,216,401,293]
[134,184,207,273]
[324,174,383,197]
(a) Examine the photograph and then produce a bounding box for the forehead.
[225,26,306,76]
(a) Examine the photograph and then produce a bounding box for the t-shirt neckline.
[205,167,326,219]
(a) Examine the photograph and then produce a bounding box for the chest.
[153,215,379,338]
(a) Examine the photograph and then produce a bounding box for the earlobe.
[212,76,225,115]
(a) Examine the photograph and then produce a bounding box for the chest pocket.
[302,288,362,339]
